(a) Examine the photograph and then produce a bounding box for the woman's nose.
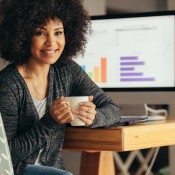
[45,35,56,46]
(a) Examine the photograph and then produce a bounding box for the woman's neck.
[17,63,50,100]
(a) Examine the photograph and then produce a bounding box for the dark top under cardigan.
[0,60,121,175]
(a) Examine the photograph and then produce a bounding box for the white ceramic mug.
[67,96,89,126]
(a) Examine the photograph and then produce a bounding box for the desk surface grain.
[63,119,175,152]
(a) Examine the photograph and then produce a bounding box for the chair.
[0,112,14,175]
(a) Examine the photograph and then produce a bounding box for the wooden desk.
[63,119,175,175]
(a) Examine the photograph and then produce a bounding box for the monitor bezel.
[89,11,175,92]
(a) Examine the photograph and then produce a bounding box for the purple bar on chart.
[120,56,138,60]
[120,78,155,82]
[120,67,135,71]
[120,73,143,76]
[81,65,86,71]
[120,62,145,66]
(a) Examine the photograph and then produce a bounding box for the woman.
[0,0,121,175]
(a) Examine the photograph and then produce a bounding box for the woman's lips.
[41,49,58,56]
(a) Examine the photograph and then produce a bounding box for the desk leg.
[80,151,116,175]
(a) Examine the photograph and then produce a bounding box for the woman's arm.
[70,61,121,128]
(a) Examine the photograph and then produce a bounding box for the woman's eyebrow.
[54,27,64,31]
[36,27,45,30]
[35,26,64,31]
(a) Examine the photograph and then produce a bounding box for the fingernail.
[61,101,69,106]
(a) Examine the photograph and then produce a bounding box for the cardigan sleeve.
[69,60,121,127]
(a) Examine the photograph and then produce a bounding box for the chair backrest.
[0,112,14,175]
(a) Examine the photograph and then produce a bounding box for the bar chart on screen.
[80,57,107,84]
[76,52,163,88]
[119,56,155,83]
[74,13,174,89]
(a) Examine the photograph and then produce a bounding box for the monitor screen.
[74,11,175,91]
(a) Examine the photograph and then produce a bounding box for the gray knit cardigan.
[0,60,121,175]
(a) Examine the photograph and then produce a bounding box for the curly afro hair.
[0,0,91,64]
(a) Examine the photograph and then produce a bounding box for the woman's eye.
[55,31,63,36]
[34,31,45,36]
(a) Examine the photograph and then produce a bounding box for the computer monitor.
[74,11,175,105]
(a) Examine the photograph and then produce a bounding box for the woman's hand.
[50,96,74,124]
[75,95,96,126]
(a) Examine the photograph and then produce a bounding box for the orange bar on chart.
[101,57,107,83]
[94,67,100,83]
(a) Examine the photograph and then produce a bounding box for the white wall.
[167,0,175,10]
[83,0,106,16]
[106,0,166,12]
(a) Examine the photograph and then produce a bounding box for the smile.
[41,49,58,54]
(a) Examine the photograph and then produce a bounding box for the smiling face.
[29,18,65,65]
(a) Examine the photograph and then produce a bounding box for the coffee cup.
[67,96,89,126]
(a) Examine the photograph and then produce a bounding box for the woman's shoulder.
[56,59,80,67]
[0,64,20,84]
[54,59,82,72]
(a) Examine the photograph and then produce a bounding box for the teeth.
[42,50,56,54]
